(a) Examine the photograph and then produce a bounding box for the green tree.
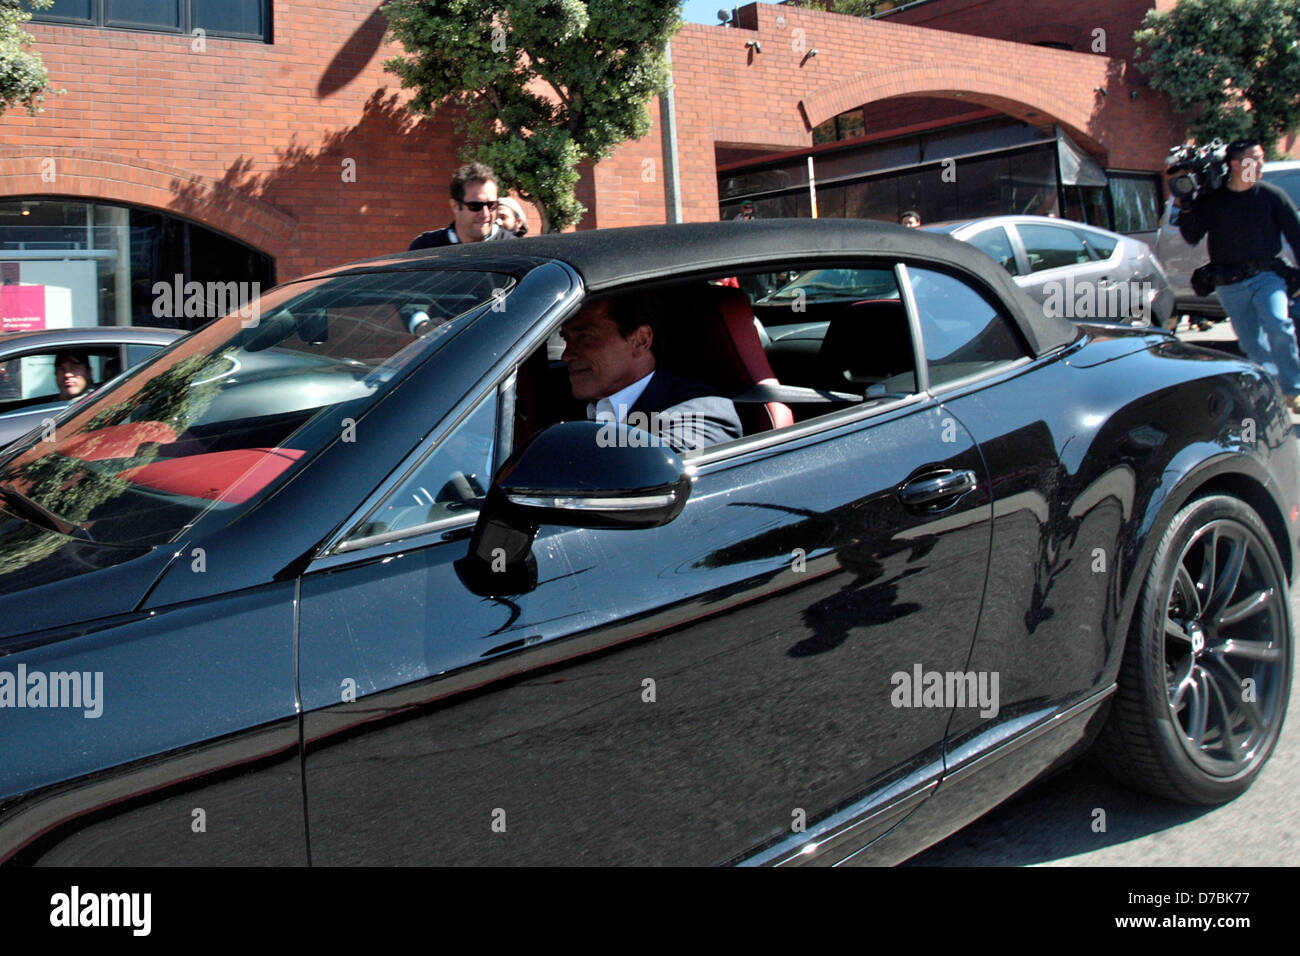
[1135,0,1300,154]
[0,0,56,116]
[803,1,898,15]
[382,0,681,232]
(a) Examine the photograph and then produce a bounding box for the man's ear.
[448,197,460,217]
[633,324,654,354]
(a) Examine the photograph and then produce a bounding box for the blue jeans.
[1215,271,1300,396]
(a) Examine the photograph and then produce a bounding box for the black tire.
[1091,494,1293,804]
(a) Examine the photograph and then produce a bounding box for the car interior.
[508,267,929,453]
[0,347,120,416]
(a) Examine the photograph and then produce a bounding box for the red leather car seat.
[672,284,794,434]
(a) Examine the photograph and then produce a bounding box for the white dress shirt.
[587,370,656,424]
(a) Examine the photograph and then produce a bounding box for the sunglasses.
[458,200,499,212]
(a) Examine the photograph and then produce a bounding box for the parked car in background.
[0,221,1292,866]
[928,215,1175,327]
[0,327,184,446]
[1154,160,1300,319]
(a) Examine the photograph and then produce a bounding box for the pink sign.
[1,285,46,332]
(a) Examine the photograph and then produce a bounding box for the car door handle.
[898,469,977,507]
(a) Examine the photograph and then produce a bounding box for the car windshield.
[756,267,899,304]
[0,269,512,547]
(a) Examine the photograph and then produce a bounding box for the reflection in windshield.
[0,269,512,549]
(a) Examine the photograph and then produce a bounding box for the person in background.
[733,201,756,221]
[54,352,93,400]
[1175,138,1300,411]
[899,210,921,228]
[496,197,529,238]
[408,163,517,250]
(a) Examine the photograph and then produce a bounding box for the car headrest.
[819,299,916,390]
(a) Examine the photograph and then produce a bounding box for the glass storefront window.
[1062,185,1111,229]
[1108,173,1162,234]
[757,144,1062,226]
[1,199,273,333]
[720,119,1066,224]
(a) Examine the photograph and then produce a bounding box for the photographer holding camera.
[1175,138,1300,410]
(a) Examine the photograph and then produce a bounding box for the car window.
[755,267,899,304]
[751,266,920,401]
[963,227,1019,276]
[907,267,1028,387]
[1076,227,1117,259]
[1017,223,1091,273]
[0,270,511,548]
[342,389,497,546]
[1264,169,1300,206]
[0,349,112,414]
[125,343,165,367]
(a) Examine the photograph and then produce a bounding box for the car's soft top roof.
[323,220,1077,356]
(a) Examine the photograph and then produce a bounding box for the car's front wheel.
[1093,494,1293,804]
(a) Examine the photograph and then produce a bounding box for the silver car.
[1154,160,1300,318]
[0,326,183,446]
[930,215,1175,326]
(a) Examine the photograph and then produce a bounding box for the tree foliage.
[803,1,898,15]
[382,1,681,232]
[1135,0,1300,153]
[0,0,56,117]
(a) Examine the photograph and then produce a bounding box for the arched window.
[0,199,274,332]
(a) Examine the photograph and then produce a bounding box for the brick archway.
[0,148,295,260]
[801,68,1104,157]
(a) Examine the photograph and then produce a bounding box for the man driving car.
[560,297,741,453]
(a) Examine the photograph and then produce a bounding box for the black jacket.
[624,369,743,453]
[1178,182,1300,267]
[408,223,517,251]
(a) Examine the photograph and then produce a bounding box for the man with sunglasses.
[409,163,518,250]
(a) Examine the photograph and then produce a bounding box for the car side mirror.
[454,420,692,597]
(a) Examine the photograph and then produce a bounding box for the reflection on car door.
[297,389,993,865]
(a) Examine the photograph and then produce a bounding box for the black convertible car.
[0,221,1293,866]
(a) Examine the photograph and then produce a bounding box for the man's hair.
[1227,139,1261,162]
[598,295,665,359]
[449,162,499,202]
[900,209,921,222]
[54,351,90,369]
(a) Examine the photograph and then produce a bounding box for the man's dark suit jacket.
[408,224,517,251]
[623,368,742,453]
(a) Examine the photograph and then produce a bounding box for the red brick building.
[1,0,1191,332]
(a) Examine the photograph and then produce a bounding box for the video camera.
[1165,139,1228,202]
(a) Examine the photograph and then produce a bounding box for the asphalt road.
[908,323,1299,865]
